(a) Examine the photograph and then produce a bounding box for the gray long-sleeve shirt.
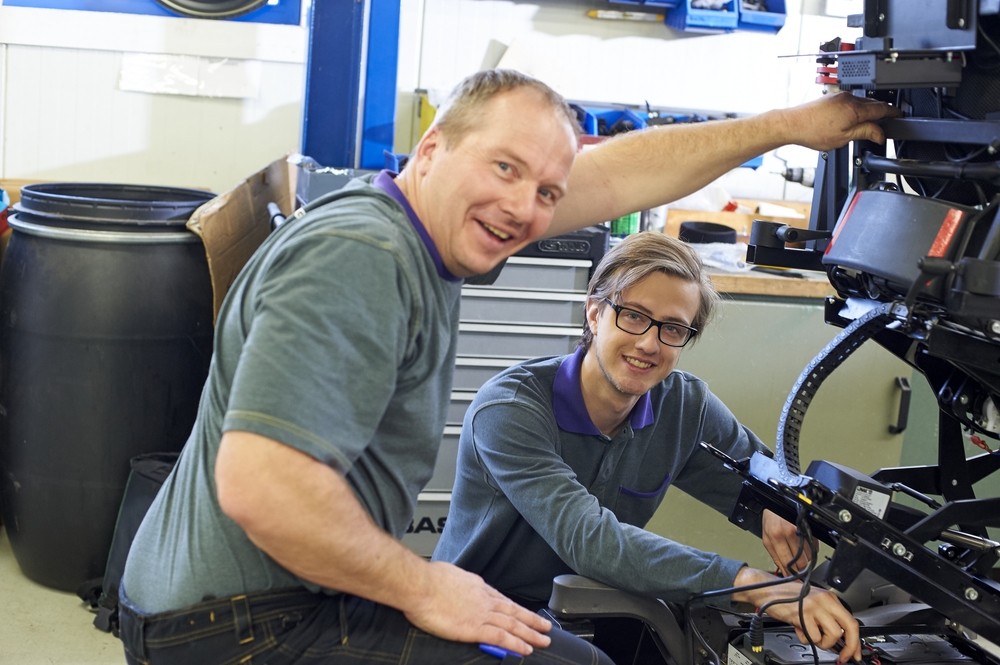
[432,348,769,604]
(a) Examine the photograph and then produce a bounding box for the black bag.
[77,452,179,637]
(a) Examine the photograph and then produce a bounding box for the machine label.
[728,642,754,665]
[851,485,890,519]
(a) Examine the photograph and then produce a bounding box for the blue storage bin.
[665,0,738,33]
[570,105,599,135]
[642,0,681,8]
[737,0,785,33]
[586,108,648,135]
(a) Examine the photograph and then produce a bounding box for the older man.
[120,68,892,665]
[434,233,862,662]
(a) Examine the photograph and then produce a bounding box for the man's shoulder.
[474,355,564,404]
[257,181,422,279]
[656,370,712,403]
[299,179,410,241]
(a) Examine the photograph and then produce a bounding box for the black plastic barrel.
[0,183,215,591]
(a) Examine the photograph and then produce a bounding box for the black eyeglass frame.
[601,298,698,348]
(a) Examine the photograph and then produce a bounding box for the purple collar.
[372,170,460,282]
[553,347,655,436]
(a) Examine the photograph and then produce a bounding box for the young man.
[120,68,889,664]
[434,233,862,662]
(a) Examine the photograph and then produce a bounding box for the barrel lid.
[13,183,215,229]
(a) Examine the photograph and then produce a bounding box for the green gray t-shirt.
[122,176,462,612]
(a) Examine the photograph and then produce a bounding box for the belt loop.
[135,613,149,662]
[119,584,148,663]
[231,595,254,645]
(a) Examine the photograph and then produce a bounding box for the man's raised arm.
[547,92,899,236]
[215,430,553,655]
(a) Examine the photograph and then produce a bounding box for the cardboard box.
[186,156,297,321]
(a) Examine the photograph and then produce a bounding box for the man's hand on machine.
[773,91,902,150]
[762,510,818,576]
[402,561,553,656]
[732,566,862,663]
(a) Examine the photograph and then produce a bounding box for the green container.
[610,211,640,237]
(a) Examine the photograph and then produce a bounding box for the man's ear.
[412,126,445,175]
[585,298,602,337]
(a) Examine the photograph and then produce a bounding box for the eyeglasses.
[602,298,697,348]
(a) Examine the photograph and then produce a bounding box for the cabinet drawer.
[461,287,586,326]
[424,425,461,492]
[457,323,580,358]
[447,391,476,425]
[492,257,591,292]
[400,491,450,558]
[453,356,522,390]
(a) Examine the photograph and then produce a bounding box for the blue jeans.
[119,586,613,665]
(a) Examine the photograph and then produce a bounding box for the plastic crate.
[737,0,785,33]
[665,0,738,33]
[586,108,648,136]
[642,0,681,8]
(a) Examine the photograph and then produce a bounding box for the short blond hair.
[581,233,719,351]
[432,69,580,146]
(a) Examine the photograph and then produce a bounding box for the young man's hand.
[761,510,817,576]
[732,567,862,663]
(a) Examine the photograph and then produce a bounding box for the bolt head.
[958,18,965,28]
[960,394,970,405]
[833,576,843,586]
[966,587,980,601]
[952,479,959,486]
[879,13,885,20]
[892,542,907,557]
[990,146,998,156]
[990,319,1000,334]
[839,509,853,523]
[855,157,863,166]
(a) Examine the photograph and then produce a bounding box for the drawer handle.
[889,376,912,434]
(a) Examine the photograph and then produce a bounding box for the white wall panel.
[396,0,866,200]
[0,6,306,64]
[414,0,815,113]
[2,44,303,193]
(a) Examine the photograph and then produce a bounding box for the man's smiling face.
[586,271,702,399]
[414,87,577,278]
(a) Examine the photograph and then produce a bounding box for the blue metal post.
[360,0,401,169]
[301,0,400,170]
[301,0,368,168]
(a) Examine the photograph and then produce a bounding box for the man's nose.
[634,325,661,353]
[500,182,536,222]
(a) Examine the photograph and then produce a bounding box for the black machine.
[545,3,1000,664]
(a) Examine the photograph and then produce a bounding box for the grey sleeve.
[471,397,746,603]
[222,231,410,472]
[672,389,771,536]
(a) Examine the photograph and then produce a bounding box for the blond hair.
[432,69,580,146]
[580,233,719,351]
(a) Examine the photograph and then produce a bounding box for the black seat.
[546,574,689,665]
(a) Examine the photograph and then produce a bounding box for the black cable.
[979,23,1000,63]
[703,604,755,619]
[684,505,814,665]
[945,106,971,121]
[751,508,818,661]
